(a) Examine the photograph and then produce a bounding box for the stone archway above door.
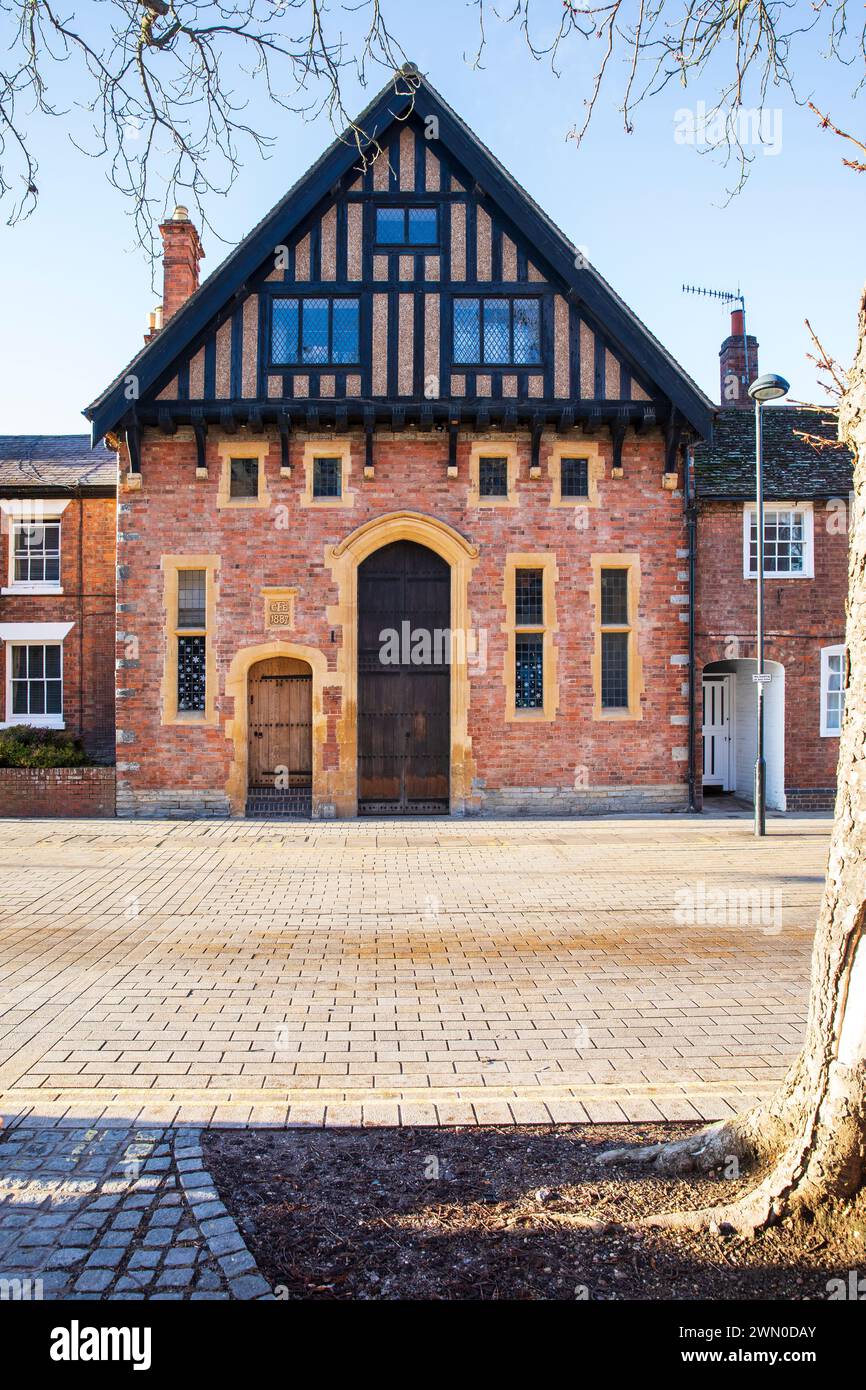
[224,639,332,817]
[325,511,479,818]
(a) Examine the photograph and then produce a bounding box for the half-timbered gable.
[86,71,713,821]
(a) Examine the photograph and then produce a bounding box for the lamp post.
[747,372,790,836]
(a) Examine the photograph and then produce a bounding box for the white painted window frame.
[0,621,73,729]
[820,644,846,738]
[0,497,68,595]
[742,500,814,580]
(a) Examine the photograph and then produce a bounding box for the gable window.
[453,297,542,366]
[479,457,508,498]
[9,643,62,721]
[271,297,360,366]
[560,457,589,499]
[313,456,342,499]
[820,645,846,737]
[743,503,814,578]
[375,206,438,246]
[229,458,259,500]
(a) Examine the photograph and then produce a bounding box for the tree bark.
[599,284,866,1235]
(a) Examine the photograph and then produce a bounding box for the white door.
[702,676,734,790]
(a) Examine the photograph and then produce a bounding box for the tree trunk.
[599,284,866,1236]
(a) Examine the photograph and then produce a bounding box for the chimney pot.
[719,307,759,409]
[158,210,204,324]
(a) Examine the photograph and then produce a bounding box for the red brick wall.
[0,497,116,760]
[0,766,115,817]
[117,427,692,816]
[695,500,847,806]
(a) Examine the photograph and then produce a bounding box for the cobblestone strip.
[0,1124,272,1301]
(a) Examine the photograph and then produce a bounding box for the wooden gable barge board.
[86,74,714,443]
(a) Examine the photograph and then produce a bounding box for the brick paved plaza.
[0,815,830,1129]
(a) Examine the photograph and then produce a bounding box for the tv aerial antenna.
[682,282,752,401]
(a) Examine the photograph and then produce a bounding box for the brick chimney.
[158,205,204,324]
[719,308,759,408]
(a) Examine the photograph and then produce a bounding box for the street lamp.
[748,372,790,837]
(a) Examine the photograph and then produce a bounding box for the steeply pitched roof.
[693,407,852,500]
[85,70,714,443]
[0,436,117,490]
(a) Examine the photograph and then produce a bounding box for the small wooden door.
[358,540,450,814]
[248,658,312,790]
[702,675,734,790]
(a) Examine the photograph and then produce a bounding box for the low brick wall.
[785,787,836,813]
[0,767,116,818]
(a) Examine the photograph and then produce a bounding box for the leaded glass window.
[601,569,629,625]
[229,458,259,500]
[515,569,544,625]
[177,636,206,713]
[599,566,631,710]
[515,633,544,710]
[561,456,589,498]
[178,570,206,629]
[313,457,342,498]
[452,297,542,365]
[271,297,360,365]
[479,457,508,498]
[375,206,438,245]
[601,632,629,709]
[12,521,60,584]
[10,644,62,717]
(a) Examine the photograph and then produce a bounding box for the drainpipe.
[685,445,698,812]
[77,483,84,741]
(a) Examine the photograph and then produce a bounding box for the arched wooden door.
[248,657,312,805]
[358,540,450,815]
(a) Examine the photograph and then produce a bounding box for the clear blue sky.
[0,2,862,434]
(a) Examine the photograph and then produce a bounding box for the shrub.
[0,726,92,768]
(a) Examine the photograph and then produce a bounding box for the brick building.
[0,436,117,761]
[692,315,853,812]
[84,73,716,819]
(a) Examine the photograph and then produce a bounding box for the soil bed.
[203,1124,865,1301]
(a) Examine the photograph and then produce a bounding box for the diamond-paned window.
[313,457,342,498]
[13,521,60,584]
[515,633,544,710]
[453,297,541,365]
[229,458,259,500]
[561,456,589,498]
[515,568,544,626]
[178,636,206,712]
[479,457,508,498]
[271,297,359,365]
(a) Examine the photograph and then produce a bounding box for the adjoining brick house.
[84,72,716,819]
[0,436,117,761]
[692,316,853,813]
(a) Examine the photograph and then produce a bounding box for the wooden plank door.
[358,540,450,814]
[248,658,312,789]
